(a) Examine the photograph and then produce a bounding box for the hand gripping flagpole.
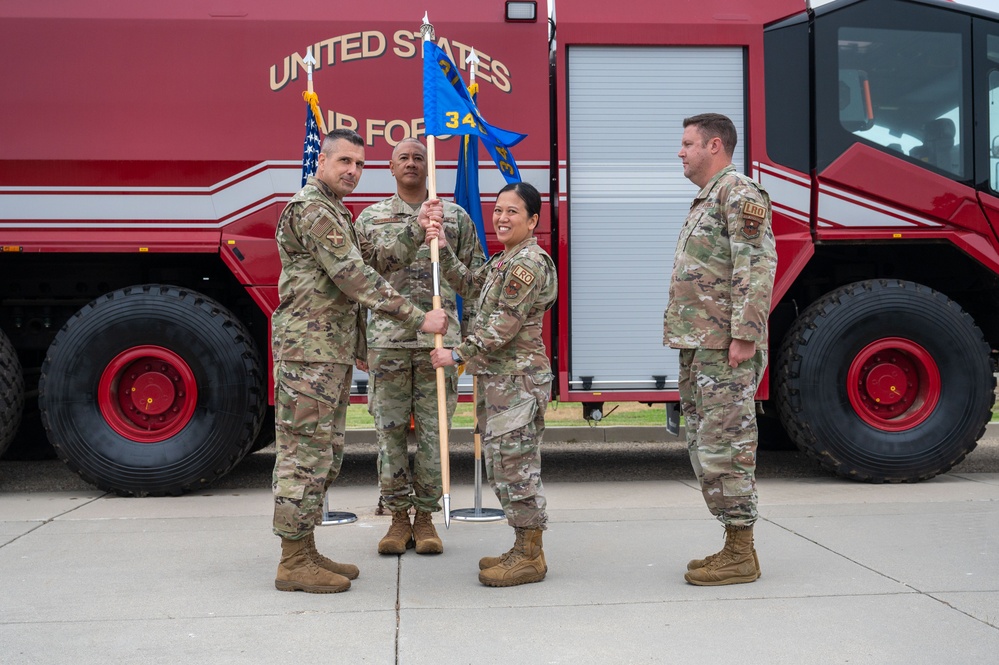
[451,49,503,523]
[421,13,452,529]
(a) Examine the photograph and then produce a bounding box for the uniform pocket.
[485,398,537,439]
[529,372,553,386]
[276,383,320,438]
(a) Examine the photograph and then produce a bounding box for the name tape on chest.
[371,214,409,225]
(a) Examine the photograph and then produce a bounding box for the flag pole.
[303,47,327,135]
[421,12,452,529]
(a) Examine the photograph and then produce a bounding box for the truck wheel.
[776,280,994,482]
[756,407,797,451]
[0,328,25,457]
[39,285,265,496]
[248,406,275,453]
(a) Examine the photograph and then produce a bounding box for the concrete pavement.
[2,473,998,664]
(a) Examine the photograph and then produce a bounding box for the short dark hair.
[683,113,737,156]
[498,181,541,220]
[322,128,364,153]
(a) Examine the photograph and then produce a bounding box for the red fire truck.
[2,0,998,495]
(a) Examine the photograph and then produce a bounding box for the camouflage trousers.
[367,347,457,513]
[477,373,551,530]
[272,360,351,540]
[677,347,767,528]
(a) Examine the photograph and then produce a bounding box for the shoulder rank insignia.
[740,201,767,240]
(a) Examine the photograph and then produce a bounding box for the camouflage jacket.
[355,194,485,349]
[664,164,777,350]
[271,177,427,364]
[440,236,557,375]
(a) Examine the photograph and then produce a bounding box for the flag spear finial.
[420,12,435,42]
[303,47,316,92]
[465,48,480,87]
[301,46,327,134]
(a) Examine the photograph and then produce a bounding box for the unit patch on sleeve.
[504,279,523,299]
[510,265,536,286]
[739,201,768,241]
[326,227,345,247]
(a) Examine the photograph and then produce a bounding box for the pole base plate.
[320,511,358,526]
[450,507,505,523]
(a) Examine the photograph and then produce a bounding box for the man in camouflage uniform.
[271,128,448,594]
[430,182,557,587]
[355,138,485,556]
[664,113,777,586]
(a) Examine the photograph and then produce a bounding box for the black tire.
[39,285,265,496]
[0,327,25,457]
[756,405,798,451]
[776,279,994,482]
[248,406,275,453]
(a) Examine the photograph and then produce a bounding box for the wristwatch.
[451,349,464,364]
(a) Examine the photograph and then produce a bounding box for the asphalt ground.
[1,448,997,664]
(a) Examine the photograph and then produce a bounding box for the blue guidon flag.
[455,129,487,258]
[422,41,526,182]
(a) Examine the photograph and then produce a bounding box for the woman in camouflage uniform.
[430,182,557,587]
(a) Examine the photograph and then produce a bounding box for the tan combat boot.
[478,544,515,571]
[378,510,414,554]
[478,527,547,587]
[412,510,444,554]
[684,525,759,586]
[303,532,359,580]
[275,536,351,594]
[687,525,761,578]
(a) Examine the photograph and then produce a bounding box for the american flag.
[301,102,320,186]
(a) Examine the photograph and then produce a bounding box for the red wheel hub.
[98,346,198,443]
[846,337,940,432]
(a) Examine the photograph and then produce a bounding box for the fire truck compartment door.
[566,45,746,392]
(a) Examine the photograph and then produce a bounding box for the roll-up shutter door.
[566,46,746,392]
